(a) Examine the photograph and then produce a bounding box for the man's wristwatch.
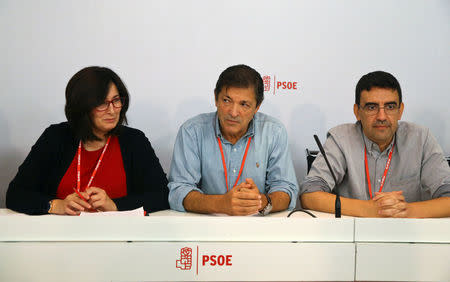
[259,194,272,216]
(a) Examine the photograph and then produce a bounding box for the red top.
[57,136,127,199]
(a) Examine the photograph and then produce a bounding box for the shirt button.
[233,148,237,152]
[233,169,236,173]
[377,179,381,182]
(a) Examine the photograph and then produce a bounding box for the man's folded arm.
[404,185,450,218]
[264,124,299,210]
[183,191,225,214]
[266,191,291,212]
[302,182,450,218]
[168,124,203,212]
[300,177,380,217]
[301,190,379,217]
[414,130,450,218]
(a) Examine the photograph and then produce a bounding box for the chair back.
[306,149,319,173]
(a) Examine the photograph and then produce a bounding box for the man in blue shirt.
[168,64,298,215]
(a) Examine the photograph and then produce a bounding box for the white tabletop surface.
[0,208,354,242]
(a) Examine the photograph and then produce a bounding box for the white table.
[0,209,354,281]
[1,209,449,281]
[354,218,450,281]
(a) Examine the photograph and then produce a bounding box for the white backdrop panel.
[1,0,449,208]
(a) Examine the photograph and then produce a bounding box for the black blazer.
[6,122,169,214]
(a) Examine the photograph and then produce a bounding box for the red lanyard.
[76,137,111,192]
[217,137,252,191]
[364,143,394,199]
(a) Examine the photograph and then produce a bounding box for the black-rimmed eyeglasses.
[359,102,399,116]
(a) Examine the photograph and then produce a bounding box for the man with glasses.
[300,71,450,218]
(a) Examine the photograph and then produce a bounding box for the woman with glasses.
[6,66,169,215]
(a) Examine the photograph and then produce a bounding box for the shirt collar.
[358,121,396,154]
[214,112,256,141]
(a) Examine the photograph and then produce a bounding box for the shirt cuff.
[169,186,204,212]
[300,177,332,195]
[432,184,450,198]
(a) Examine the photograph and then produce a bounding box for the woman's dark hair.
[355,70,402,105]
[214,64,264,107]
[65,66,129,142]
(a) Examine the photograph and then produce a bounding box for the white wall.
[1,0,449,208]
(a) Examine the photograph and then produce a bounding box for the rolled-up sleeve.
[265,124,299,210]
[299,133,347,196]
[168,123,204,211]
[420,129,450,198]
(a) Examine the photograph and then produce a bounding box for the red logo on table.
[175,246,233,274]
[176,247,192,270]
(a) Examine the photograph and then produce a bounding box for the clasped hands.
[222,178,263,216]
[51,187,117,215]
[372,190,408,218]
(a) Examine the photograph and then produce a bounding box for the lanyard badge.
[217,137,252,191]
[364,143,395,199]
[76,137,111,192]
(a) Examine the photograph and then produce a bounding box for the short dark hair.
[214,64,264,107]
[355,71,402,105]
[65,66,129,142]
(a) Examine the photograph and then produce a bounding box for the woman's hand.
[50,191,92,215]
[85,187,118,212]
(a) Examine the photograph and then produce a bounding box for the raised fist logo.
[263,75,271,92]
[176,247,193,270]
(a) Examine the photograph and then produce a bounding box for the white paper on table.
[79,207,145,216]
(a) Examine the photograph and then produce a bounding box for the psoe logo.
[262,75,299,95]
[176,247,192,270]
[175,246,233,275]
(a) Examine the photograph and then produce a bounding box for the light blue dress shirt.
[168,112,299,212]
